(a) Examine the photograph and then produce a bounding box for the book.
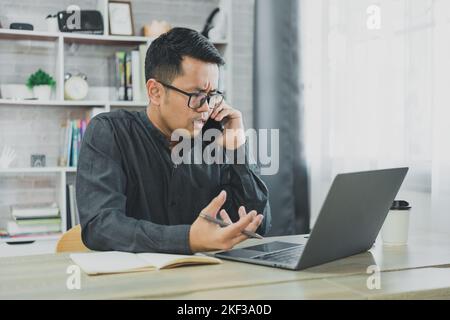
[15,218,61,226]
[7,221,61,236]
[11,202,60,219]
[125,52,133,101]
[115,51,126,100]
[71,120,78,167]
[76,119,82,165]
[70,251,222,275]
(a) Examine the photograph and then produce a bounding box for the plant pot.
[33,85,52,100]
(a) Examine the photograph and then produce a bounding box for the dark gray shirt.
[76,109,271,254]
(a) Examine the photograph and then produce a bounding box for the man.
[76,27,271,254]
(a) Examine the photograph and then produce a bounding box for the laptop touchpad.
[218,241,301,259]
[243,241,301,253]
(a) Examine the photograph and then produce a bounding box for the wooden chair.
[56,224,90,253]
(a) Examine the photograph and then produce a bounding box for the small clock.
[64,73,89,100]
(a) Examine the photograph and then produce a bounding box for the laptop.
[215,167,409,270]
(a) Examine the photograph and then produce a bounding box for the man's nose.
[196,99,210,113]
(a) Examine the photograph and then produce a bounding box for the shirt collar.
[139,110,171,148]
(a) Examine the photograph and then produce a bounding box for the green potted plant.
[26,69,56,100]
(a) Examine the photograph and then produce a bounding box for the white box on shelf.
[0,84,33,100]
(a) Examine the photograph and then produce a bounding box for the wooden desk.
[1,231,450,299]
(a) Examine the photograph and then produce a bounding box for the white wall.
[301,0,450,234]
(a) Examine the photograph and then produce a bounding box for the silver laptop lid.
[296,167,408,270]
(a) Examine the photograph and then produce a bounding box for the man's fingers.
[219,209,232,224]
[211,104,224,118]
[214,109,232,121]
[201,190,227,217]
[231,214,264,244]
[238,206,246,218]
[223,210,257,238]
[246,213,264,233]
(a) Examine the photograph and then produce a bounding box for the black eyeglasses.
[158,81,224,110]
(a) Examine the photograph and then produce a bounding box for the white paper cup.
[381,200,411,246]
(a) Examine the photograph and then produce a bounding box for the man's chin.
[192,121,205,137]
[192,128,202,138]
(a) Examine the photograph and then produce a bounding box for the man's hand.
[209,101,246,150]
[189,190,264,253]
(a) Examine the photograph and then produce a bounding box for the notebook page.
[70,251,154,275]
[136,253,218,269]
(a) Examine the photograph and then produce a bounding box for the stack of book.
[6,202,61,237]
[114,44,147,102]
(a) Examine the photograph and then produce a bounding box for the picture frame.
[108,0,135,36]
[30,154,46,167]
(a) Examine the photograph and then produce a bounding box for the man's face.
[160,56,219,137]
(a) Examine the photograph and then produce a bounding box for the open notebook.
[70,251,222,275]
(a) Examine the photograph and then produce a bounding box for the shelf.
[0,167,76,174]
[0,99,147,108]
[0,99,105,107]
[0,29,226,46]
[0,28,152,46]
[63,33,152,46]
[0,28,59,41]
[0,233,62,243]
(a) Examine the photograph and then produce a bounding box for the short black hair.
[145,27,225,84]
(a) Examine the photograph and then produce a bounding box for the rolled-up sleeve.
[76,117,192,254]
[220,141,272,235]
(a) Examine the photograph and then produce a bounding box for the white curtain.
[300,0,450,233]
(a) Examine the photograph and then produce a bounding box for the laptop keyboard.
[253,245,304,265]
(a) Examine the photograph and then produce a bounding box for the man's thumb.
[202,190,227,217]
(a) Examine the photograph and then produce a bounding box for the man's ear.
[146,79,163,106]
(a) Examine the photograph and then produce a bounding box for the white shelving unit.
[0,2,233,251]
[0,30,153,247]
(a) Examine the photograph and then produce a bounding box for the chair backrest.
[56,224,90,253]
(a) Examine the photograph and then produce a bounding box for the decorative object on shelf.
[9,22,34,30]
[142,20,171,38]
[45,14,59,33]
[0,146,17,169]
[30,154,46,167]
[56,10,104,34]
[108,0,135,36]
[201,7,227,41]
[26,69,56,100]
[64,72,89,100]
